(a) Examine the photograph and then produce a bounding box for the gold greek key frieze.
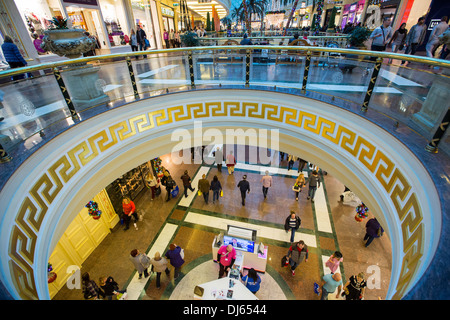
[8,99,425,300]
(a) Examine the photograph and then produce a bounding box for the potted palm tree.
[40,16,96,59]
[348,26,372,49]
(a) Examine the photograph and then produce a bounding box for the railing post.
[53,67,78,120]
[361,57,382,112]
[126,56,139,100]
[188,51,195,89]
[245,49,251,87]
[425,108,450,153]
[0,143,12,163]
[301,51,311,94]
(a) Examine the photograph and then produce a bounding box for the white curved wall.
[0,90,440,300]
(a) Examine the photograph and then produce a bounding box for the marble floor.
[52,147,392,301]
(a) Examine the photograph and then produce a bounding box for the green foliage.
[349,26,372,47]
[212,16,215,31]
[206,12,211,31]
[180,31,199,47]
[311,14,317,31]
[49,16,68,30]
[327,7,337,30]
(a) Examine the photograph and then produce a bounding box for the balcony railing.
[198,35,350,47]
[0,46,449,167]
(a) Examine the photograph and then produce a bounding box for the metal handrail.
[0,46,449,161]
[0,46,449,78]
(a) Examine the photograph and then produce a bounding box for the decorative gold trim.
[8,99,425,300]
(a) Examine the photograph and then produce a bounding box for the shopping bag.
[314,282,320,295]
[171,185,179,197]
[220,190,223,197]
[198,190,202,196]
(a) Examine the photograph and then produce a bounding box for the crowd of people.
[101,147,385,301]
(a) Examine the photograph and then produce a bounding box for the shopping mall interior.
[0,0,449,304]
[50,149,393,301]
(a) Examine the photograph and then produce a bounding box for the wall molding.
[0,90,441,300]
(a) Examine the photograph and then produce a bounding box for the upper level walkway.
[0,46,449,300]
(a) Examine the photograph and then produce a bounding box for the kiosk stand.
[193,226,268,300]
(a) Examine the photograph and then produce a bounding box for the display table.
[193,277,258,300]
[212,236,268,272]
[194,252,258,300]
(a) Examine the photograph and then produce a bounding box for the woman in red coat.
[122,197,138,230]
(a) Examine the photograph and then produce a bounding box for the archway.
[0,90,440,300]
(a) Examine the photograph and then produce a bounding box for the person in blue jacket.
[241,268,261,294]
[1,35,27,81]
[165,243,185,279]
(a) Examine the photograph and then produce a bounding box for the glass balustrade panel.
[132,52,189,95]
[307,52,373,106]
[369,61,450,140]
[0,73,69,150]
[250,49,304,88]
[58,60,132,115]
[194,49,245,86]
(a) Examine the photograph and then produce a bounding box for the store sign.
[63,0,98,6]
[161,7,174,17]
[428,19,441,31]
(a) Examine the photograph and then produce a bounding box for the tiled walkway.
[53,147,392,301]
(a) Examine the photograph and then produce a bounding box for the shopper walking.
[342,272,366,300]
[163,29,170,48]
[237,174,250,206]
[175,30,181,47]
[99,276,126,300]
[82,272,105,300]
[165,243,185,279]
[287,154,297,170]
[285,240,308,276]
[217,244,237,278]
[284,211,301,243]
[325,251,343,274]
[426,16,448,58]
[210,175,222,204]
[260,170,272,199]
[130,29,138,53]
[150,252,171,289]
[214,147,224,172]
[169,29,175,48]
[369,17,393,59]
[306,170,321,202]
[129,249,150,279]
[388,22,407,63]
[363,217,384,247]
[402,17,427,65]
[226,151,236,174]
[146,172,158,200]
[241,268,262,294]
[180,170,195,198]
[164,174,176,202]
[319,273,343,300]
[122,197,139,231]
[1,35,28,81]
[136,24,147,52]
[298,158,307,172]
[293,173,306,201]
[198,173,210,204]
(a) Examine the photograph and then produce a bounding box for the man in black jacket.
[136,24,147,51]
[180,170,195,198]
[237,175,250,206]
